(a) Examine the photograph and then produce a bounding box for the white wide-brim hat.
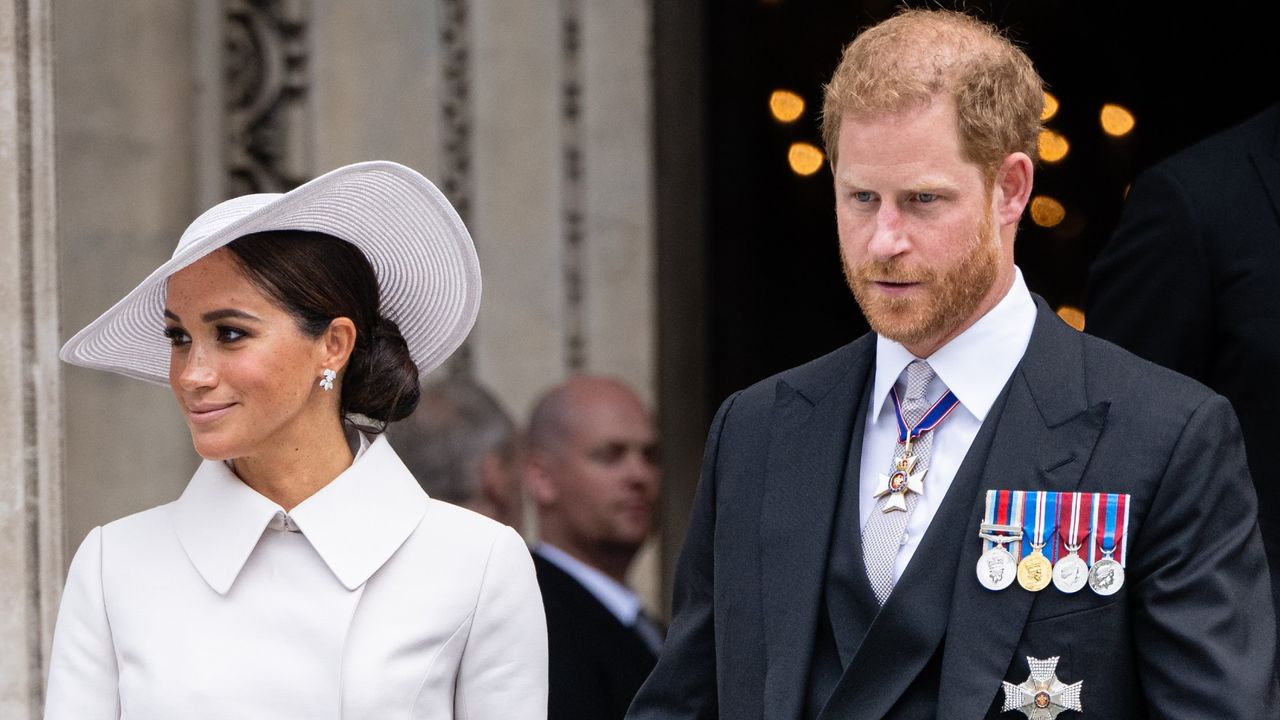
[60,160,481,385]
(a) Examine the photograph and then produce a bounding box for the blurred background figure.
[387,376,523,532]
[524,375,663,720]
[1087,101,1280,658]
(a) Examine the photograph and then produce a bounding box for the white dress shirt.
[45,433,548,720]
[859,267,1036,581]
[534,543,644,627]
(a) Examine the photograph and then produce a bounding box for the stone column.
[0,0,64,716]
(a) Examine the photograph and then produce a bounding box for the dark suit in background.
[1087,102,1280,646]
[535,552,659,720]
[627,300,1277,719]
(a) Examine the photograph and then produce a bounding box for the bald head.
[528,376,650,455]
[525,375,660,582]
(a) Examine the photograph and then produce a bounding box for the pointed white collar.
[172,433,430,594]
[871,267,1036,421]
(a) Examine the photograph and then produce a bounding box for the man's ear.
[321,317,358,375]
[994,152,1034,227]
[522,450,560,507]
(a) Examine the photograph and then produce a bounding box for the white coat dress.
[44,433,548,720]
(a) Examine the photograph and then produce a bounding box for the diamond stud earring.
[319,368,337,391]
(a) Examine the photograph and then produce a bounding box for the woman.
[47,161,548,719]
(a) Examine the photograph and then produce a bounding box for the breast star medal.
[873,449,925,513]
[1016,491,1055,592]
[1002,655,1083,719]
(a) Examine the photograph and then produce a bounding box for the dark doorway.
[703,0,1280,407]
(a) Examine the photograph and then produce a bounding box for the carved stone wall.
[223,0,310,195]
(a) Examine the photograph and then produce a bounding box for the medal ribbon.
[1054,492,1093,560]
[890,387,960,444]
[1091,492,1130,566]
[1090,489,1131,563]
[984,490,998,553]
[982,490,1022,550]
[1008,490,1025,561]
[1021,491,1057,558]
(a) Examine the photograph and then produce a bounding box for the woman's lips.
[187,403,234,424]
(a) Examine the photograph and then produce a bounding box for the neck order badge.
[872,386,960,513]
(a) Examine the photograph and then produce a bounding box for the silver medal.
[1051,553,1088,594]
[1087,556,1124,596]
[977,546,1017,591]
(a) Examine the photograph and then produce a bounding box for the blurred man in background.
[525,375,663,720]
[1087,101,1280,661]
[387,376,523,531]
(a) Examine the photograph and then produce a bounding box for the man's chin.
[862,304,950,350]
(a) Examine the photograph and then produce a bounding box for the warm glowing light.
[769,90,806,123]
[1041,92,1059,121]
[1030,196,1066,227]
[1057,305,1085,331]
[1100,103,1136,136]
[1038,130,1069,163]
[788,142,825,176]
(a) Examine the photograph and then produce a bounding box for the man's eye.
[914,192,937,203]
[852,191,875,203]
[163,327,190,347]
[591,445,627,464]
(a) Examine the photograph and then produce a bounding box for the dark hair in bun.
[226,230,421,431]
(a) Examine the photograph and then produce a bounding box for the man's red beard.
[843,211,999,351]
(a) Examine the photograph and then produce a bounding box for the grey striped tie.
[862,360,939,605]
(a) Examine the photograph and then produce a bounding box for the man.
[628,9,1276,720]
[1086,101,1280,659]
[386,376,523,530]
[525,375,663,720]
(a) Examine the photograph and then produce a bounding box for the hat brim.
[60,161,481,385]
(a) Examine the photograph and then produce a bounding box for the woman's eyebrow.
[200,308,261,323]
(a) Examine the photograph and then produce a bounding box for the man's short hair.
[386,376,516,505]
[821,9,1044,179]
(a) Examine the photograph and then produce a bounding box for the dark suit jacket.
[627,300,1278,719]
[1087,103,1280,637]
[534,551,659,720]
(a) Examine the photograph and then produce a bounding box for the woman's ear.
[321,317,358,374]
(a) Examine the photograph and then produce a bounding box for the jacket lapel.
[937,299,1110,719]
[760,338,875,720]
